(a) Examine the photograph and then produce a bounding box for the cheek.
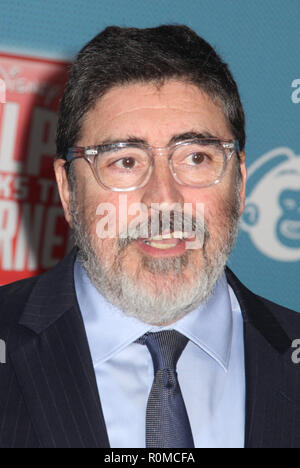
[78,185,143,243]
[183,188,223,221]
[196,186,238,244]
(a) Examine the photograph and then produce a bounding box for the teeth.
[146,231,194,241]
[146,242,178,249]
[173,230,194,239]
[149,234,172,241]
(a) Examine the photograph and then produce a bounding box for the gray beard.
[70,186,241,326]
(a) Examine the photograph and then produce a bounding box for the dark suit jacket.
[0,248,300,448]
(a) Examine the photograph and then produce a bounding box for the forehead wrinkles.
[79,81,231,145]
[94,84,222,119]
[97,106,212,127]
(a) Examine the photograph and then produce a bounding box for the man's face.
[55,80,247,325]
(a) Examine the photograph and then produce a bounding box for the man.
[0,25,300,449]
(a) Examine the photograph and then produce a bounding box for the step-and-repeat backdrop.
[0,0,299,311]
[0,53,70,284]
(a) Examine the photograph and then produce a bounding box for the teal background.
[0,0,299,311]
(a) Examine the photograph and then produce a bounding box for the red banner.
[0,52,71,284]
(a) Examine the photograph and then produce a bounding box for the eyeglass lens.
[94,141,227,189]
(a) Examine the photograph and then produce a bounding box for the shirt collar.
[74,257,233,371]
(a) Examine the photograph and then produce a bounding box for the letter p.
[0,78,6,104]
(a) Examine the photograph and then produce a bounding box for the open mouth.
[141,230,196,249]
[135,230,197,256]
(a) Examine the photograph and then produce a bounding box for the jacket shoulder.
[0,249,78,346]
[226,266,300,344]
[0,276,39,328]
[258,294,300,338]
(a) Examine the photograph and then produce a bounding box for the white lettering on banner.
[0,200,19,270]
[38,179,55,203]
[0,102,23,172]
[291,79,300,104]
[26,107,58,176]
[0,174,13,198]
[14,176,29,200]
[0,174,29,200]
[0,54,70,284]
[0,200,65,272]
[0,78,6,103]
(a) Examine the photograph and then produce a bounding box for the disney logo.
[0,64,61,106]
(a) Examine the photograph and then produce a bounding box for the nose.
[140,156,185,209]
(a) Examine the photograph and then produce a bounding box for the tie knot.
[137,330,188,373]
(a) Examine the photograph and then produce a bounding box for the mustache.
[118,209,209,250]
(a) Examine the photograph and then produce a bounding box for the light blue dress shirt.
[74,258,246,448]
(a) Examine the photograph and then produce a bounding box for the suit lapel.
[226,268,300,448]
[11,249,110,448]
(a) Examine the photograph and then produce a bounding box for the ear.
[241,202,260,232]
[238,151,247,217]
[54,159,74,228]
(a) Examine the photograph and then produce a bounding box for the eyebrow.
[97,131,219,147]
[169,131,219,145]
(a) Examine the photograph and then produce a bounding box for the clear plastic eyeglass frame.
[64,138,240,192]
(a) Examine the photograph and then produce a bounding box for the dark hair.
[56,25,246,159]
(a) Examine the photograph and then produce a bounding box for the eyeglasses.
[64,138,240,192]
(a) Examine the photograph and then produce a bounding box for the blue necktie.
[137,330,195,448]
